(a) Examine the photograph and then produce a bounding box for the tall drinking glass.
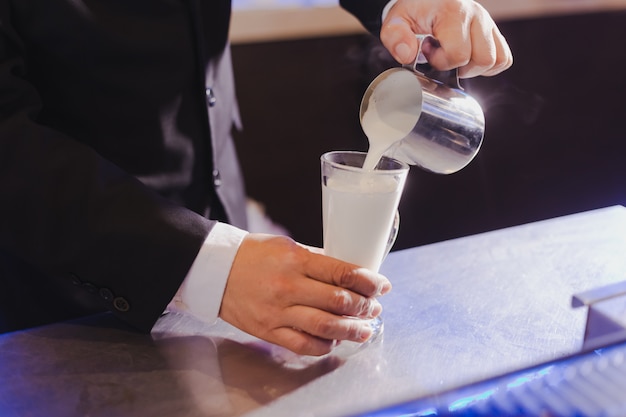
[321,151,409,349]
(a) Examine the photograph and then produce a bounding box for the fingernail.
[394,43,412,64]
[379,280,392,296]
[370,299,383,317]
[357,323,373,342]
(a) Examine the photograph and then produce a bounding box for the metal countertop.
[1,206,625,417]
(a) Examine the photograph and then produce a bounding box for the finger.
[272,326,336,356]
[304,252,392,297]
[380,15,419,64]
[289,276,383,319]
[283,305,374,345]
[429,24,471,71]
[480,26,513,76]
[458,15,497,78]
[266,327,337,356]
[263,307,375,356]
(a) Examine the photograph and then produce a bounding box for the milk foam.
[326,172,399,194]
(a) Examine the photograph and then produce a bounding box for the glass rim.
[321,150,409,173]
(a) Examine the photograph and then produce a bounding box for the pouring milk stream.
[323,35,485,272]
[361,69,423,170]
[321,38,484,353]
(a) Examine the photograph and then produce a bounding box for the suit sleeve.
[339,0,391,36]
[0,4,213,332]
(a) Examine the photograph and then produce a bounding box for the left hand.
[219,233,391,356]
[380,0,513,78]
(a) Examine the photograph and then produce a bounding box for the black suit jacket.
[0,0,384,333]
[340,0,389,36]
[0,0,240,332]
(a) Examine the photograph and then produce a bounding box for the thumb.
[380,16,419,65]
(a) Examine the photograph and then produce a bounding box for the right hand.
[219,233,392,356]
[380,0,513,78]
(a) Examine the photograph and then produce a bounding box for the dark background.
[231,10,626,251]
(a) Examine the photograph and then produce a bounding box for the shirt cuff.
[382,0,399,23]
[167,222,248,324]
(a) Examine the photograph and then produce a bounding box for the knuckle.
[271,235,300,258]
[495,53,513,70]
[268,277,296,305]
[448,49,471,68]
[355,297,374,318]
[286,337,312,356]
[442,0,470,19]
[473,51,496,69]
[291,337,333,357]
[330,289,353,313]
[333,265,359,288]
[275,236,311,268]
[346,319,372,341]
[311,316,334,336]
[255,235,302,271]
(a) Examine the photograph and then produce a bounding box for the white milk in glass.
[322,71,416,270]
[322,171,403,272]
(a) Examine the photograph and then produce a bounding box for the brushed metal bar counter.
[1,206,625,417]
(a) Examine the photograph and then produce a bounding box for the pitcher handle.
[404,34,462,90]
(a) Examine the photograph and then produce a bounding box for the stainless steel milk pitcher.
[360,35,485,174]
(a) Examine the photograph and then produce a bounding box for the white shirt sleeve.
[382,0,399,22]
[166,222,248,323]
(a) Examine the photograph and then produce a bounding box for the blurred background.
[230,0,626,251]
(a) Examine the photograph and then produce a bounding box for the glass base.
[268,316,384,368]
[329,316,384,358]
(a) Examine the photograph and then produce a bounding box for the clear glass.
[321,151,409,356]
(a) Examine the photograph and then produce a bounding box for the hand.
[380,0,513,78]
[219,233,392,356]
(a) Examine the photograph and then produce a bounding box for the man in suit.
[0,0,511,356]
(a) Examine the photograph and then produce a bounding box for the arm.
[0,4,210,332]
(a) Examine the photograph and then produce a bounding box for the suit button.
[82,283,97,294]
[113,297,130,312]
[212,169,222,188]
[205,87,216,107]
[99,288,114,302]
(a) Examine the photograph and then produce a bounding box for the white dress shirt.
[167,222,248,323]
